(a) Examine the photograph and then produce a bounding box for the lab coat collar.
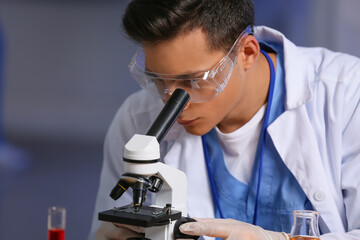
[255,26,312,110]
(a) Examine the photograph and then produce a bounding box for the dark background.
[0,1,359,239]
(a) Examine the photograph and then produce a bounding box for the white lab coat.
[88,26,360,240]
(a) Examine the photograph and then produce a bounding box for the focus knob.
[173,217,200,239]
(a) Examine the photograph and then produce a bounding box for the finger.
[179,221,232,238]
[193,218,239,224]
[113,223,145,233]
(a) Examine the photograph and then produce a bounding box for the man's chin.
[182,125,213,136]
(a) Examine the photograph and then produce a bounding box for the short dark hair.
[122,0,254,52]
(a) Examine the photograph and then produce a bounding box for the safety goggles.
[128,25,254,103]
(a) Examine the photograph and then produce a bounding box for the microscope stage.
[98,205,182,227]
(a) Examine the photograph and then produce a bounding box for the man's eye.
[184,79,200,89]
[183,80,194,86]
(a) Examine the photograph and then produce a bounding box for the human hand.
[179,218,289,240]
[96,222,145,240]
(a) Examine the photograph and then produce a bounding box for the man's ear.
[238,35,260,70]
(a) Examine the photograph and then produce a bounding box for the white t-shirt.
[215,104,266,184]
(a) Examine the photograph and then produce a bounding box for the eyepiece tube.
[146,89,190,143]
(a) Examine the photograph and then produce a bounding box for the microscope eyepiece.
[146,88,190,143]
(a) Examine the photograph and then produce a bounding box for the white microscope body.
[123,134,187,239]
[98,89,197,240]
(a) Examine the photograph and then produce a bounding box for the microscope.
[98,89,199,240]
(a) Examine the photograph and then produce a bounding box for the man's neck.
[217,51,276,133]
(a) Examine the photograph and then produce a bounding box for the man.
[89,0,360,239]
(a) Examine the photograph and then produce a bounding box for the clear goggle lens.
[129,25,253,103]
[130,51,236,103]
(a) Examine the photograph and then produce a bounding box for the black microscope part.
[98,205,182,227]
[148,176,163,193]
[110,179,130,200]
[173,217,200,240]
[133,181,150,208]
[146,88,190,143]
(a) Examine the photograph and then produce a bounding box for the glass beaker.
[290,210,320,240]
[48,206,66,240]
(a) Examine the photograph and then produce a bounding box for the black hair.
[123,0,254,52]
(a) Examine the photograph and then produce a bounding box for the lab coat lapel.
[267,106,345,233]
[257,26,344,232]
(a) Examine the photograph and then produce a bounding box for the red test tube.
[48,206,66,240]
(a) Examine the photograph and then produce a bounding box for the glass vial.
[290,210,320,240]
[48,206,66,240]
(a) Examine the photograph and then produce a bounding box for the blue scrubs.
[202,43,313,233]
